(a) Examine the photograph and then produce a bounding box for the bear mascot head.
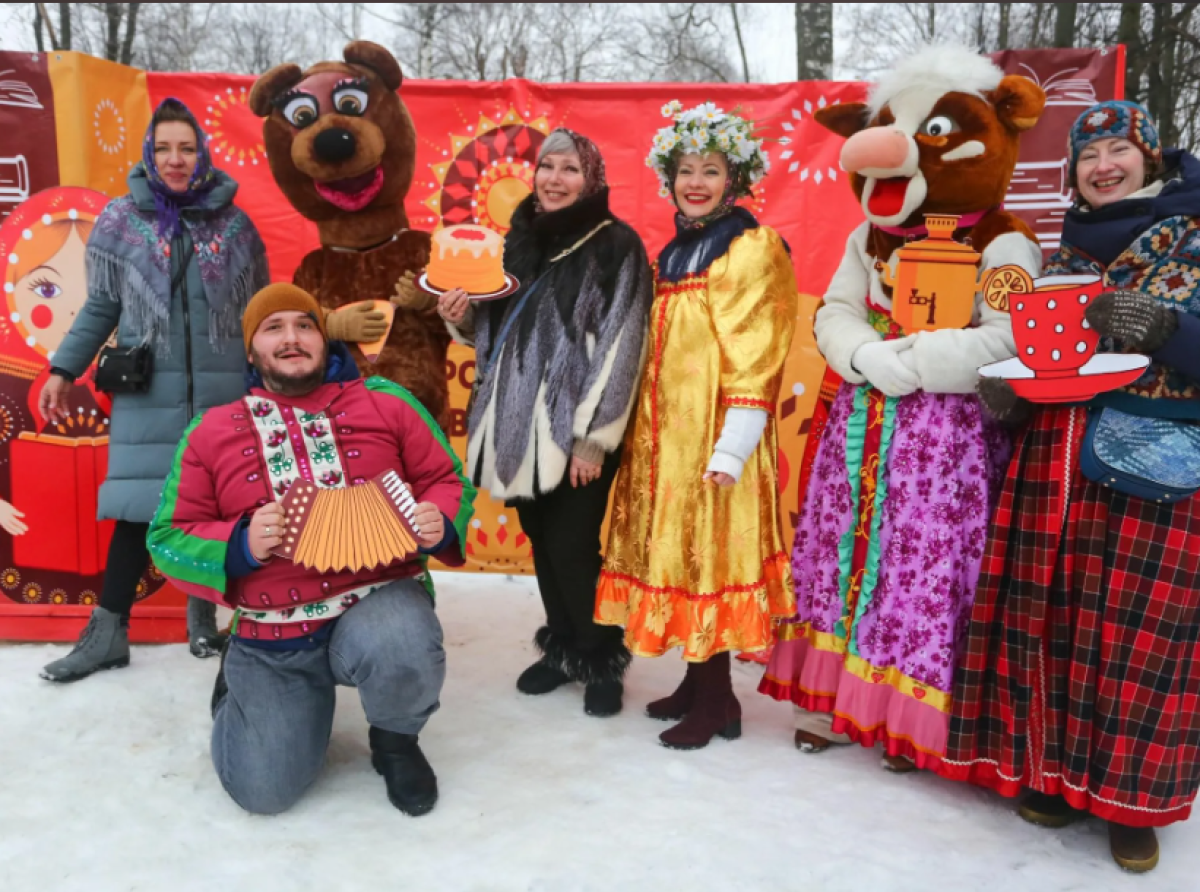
[250,40,414,250]
[249,41,451,431]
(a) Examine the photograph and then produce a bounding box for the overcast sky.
[0,3,845,82]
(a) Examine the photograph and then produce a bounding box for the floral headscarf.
[142,98,219,241]
[534,128,608,213]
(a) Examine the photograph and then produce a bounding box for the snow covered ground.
[1,572,1194,892]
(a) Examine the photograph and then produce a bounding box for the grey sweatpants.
[212,578,445,815]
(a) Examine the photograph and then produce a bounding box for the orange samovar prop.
[875,214,981,333]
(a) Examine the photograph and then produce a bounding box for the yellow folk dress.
[595,225,798,661]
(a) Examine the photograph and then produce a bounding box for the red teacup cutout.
[1011,274,1104,378]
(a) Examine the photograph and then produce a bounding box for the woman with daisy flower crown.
[594,100,798,750]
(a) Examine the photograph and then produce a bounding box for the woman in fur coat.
[437,129,653,718]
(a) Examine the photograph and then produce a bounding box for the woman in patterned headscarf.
[437,129,653,718]
[38,98,269,683]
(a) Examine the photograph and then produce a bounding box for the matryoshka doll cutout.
[0,186,120,583]
[0,186,113,435]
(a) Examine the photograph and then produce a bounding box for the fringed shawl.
[86,165,267,356]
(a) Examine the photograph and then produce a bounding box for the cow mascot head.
[817,44,1045,238]
[810,44,1047,397]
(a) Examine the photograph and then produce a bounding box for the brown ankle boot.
[646,663,699,721]
[1018,792,1088,829]
[881,752,916,773]
[659,653,741,750]
[1108,822,1159,873]
[794,729,833,752]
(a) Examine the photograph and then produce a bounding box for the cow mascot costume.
[249,41,451,430]
[760,46,1045,771]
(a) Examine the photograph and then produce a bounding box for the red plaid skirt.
[940,406,1200,828]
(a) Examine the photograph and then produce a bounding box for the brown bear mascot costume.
[249,41,450,430]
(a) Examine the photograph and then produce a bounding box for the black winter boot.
[659,653,741,750]
[369,726,438,817]
[210,640,230,719]
[646,663,700,721]
[187,596,227,658]
[517,626,573,695]
[566,634,632,719]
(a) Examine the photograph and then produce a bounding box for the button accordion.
[271,470,422,572]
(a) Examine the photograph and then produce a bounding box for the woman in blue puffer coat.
[38,98,269,682]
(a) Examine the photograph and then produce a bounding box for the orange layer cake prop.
[272,470,422,573]
[426,224,506,294]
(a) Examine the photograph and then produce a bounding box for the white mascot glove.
[851,339,920,398]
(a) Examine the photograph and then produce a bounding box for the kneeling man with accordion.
[148,283,475,817]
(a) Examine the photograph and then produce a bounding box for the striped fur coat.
[448,189,653,499]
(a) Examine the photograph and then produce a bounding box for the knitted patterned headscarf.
[1068,100,1162,186]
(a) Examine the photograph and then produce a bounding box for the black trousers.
[98,520,150,618]
[514,450,625,656]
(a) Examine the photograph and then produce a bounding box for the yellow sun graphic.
[205,86,265,168]
[94,98,126,156]
[423,107,552,235]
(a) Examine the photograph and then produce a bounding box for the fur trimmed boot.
[369,727,438,817]
[564,635,632,718]
[187,596,227,658]
[646,663,699,721]
[659,653,741,750]
[39,606,130,683]
[516,627,573,695]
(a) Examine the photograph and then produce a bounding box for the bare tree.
[997,2,1012,49]
[795,3,833,79]
[729,4,751,82]
[620,5,739,82]
[134,4,219,71]
[837,3,978,77]
[58,1,71,50]
[1054,2,1077,48]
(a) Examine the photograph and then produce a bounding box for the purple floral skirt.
[760,384,1010,767]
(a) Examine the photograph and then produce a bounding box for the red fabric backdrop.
[0,46,1121,641]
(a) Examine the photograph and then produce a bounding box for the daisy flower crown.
[647,100,770,200]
